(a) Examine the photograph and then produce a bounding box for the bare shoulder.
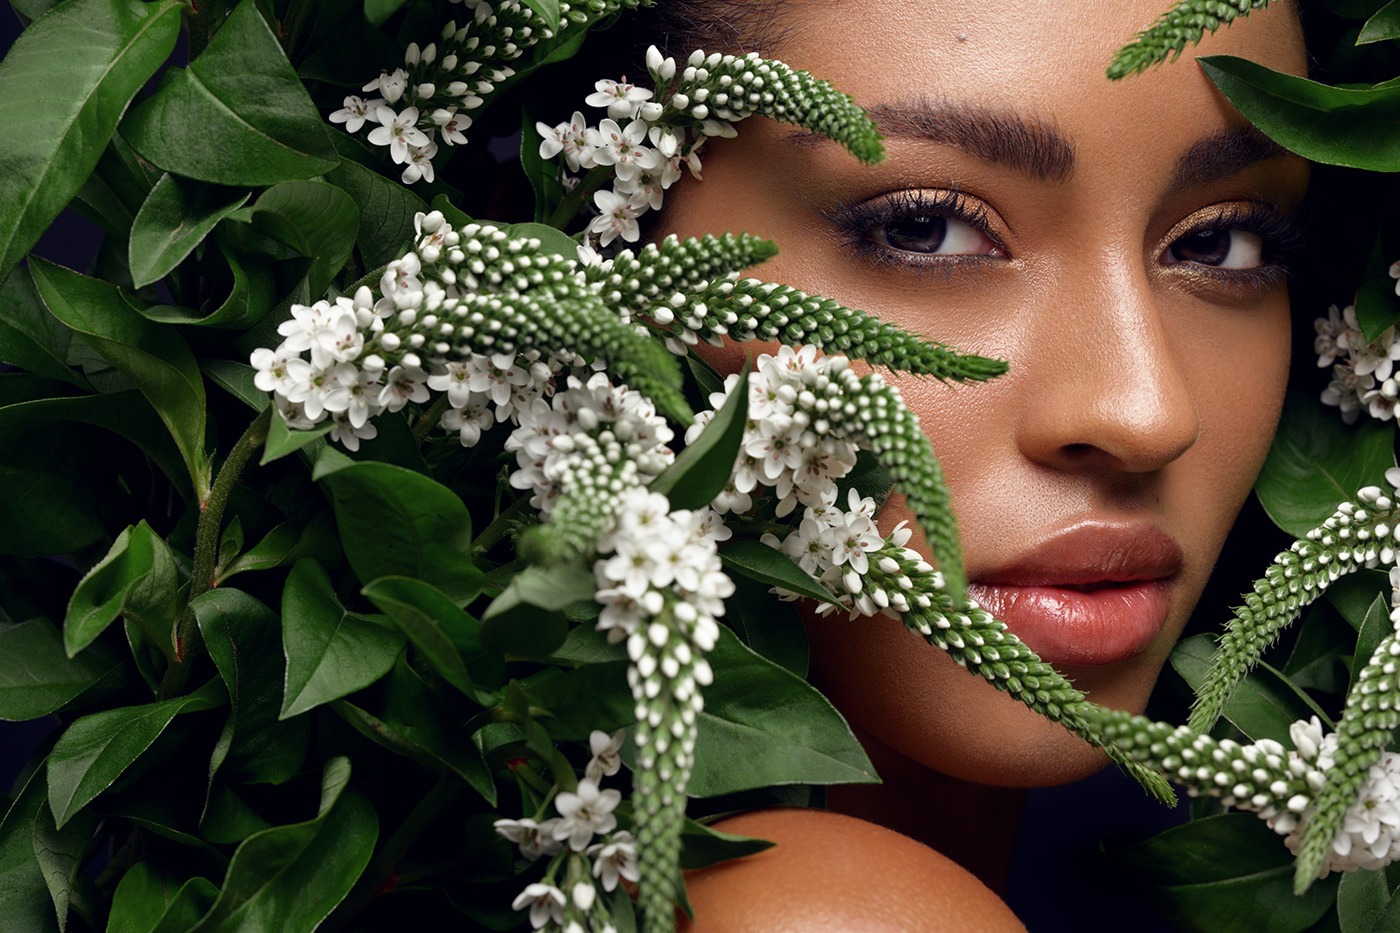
[678,808,1026,932]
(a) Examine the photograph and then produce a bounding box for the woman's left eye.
[870,214,996,256]
[1164,228,1265,270]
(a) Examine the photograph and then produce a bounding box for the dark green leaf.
[0,269,88,389]
[199,785,271,846]
[108,864,218,933]
[361,575,499,701]
[143,228,281,329]
[1329,570,1394,632]
[187,757,376,933]
[191,588,309,784]
[723,573,808,678]
[280,559,405,719]
[128,175,249,289]
[32,800,95,932]
[0,0,183,280]
[218,512,338,584]
[548,624,627,666]
[0,618,128,721]
[480,565,595,659]
[1172,635,1325,741]
[317,458,482,601]
[1199,55,1400,171]
[523,661,632,741]
[64,521,178,659]
[0,770,59,933]
[1353,237,1400,344]
[202,360,269,412]
[46,680,223,828]
[1283,604,1353,694]
[1255,391,1397,536]
[1359,0,1400,43]
[29,258,209,496]
[324,160,426,268]
[502,221,582,259]
[688,626,875,796]
[652,368,748,510]
[0,460,105,556]
[719,538,842,608]
[122,0,339,185]
[1351,594,1392,688]
[229,181,358,295]
[679,819,775,870]
[363,0,409,25]
[521,109,564,224]
[1338,868,1389,933]
[519,0,560,31]
[261,402,335,464]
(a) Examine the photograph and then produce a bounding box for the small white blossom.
[367,106,429,163]
[552,778,622,851]
[329,95,377,132]
[588,831,640,892]
[585,728,625,782]
[584,78,653,120]
[511,883,566,929]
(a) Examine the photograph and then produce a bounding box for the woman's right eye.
[870,214,997,256]
[828,188,1007,267]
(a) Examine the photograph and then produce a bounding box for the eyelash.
[824,187,1307,291]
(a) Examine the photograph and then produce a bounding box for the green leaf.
[480,565,595,659]
[523,661,632,741]
[317,459,482,602]
[29,258,209,497]
[325,151,426,269]
[679,819,775,871]
[228,181,358,295]
[260,402,335,464]
[1088,813,1338,933]
[108,864,218,933]
[143,227,281,329]
[1198,55,1400,171]
[122,0,339,186]
[128,175,249,289]
[521,108,564,224]
[1350,594,1393,689]
[191,588,309,784]
[0,618,128,721]
[0,446,106,557]
[217,511,338,584]
[0,268,88,389]
[1172,635,1325,741]
[186,757,376,933]
[1359,0,1400,43]
[1328,569,1394,632]
[361,575,501,701]
[32,799,95,932]
[687,626,876,796]
[280,559,405,719]
[719,538,842,608]
[651,368,748,510]
[519,0,560,32]
[63,521,178,659]
[363,0,409,25]
[1353,237,1400,344]
[0,0,182,281]
[46,680,223,828]
[1255,391,1397,536]
[0,770,59,933]
[502,221,583,259]
[723,573,808,678]
[1338,868,1390,933]
[202,360,268,413]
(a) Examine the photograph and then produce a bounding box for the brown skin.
[659,0,1309,923]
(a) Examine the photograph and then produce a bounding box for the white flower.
[588,831,640,892]
[552,778,621,851]
[440,396,494,447]
[432,108,470,146]
[377,365,430,412]
[586,119,660,183]
[250,346,296,393]
[328,411,377,451]
[588,189,642,247]
[494,816,564,861]
[367,106,429,163]
[585,728,624,782]
[584,78,653,120]
[401,141,439,184]
[329,95,376,132]
[363,67,408,105]
[511,882,566,929]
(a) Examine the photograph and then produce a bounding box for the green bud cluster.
[1189,488,1400,734]
[1106,0,1271,79]
[597,233,780,317]
[518,437,643,566]
[667,50,885,163]
[558,0,654,24]
[674,277,1009,382]
[1293,630,1400,890]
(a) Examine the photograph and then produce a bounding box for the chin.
[806,606,1169,788]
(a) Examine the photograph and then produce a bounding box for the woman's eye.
[870,214,996,256]
[1165,228,1265,270]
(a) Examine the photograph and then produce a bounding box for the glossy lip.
[966,524,1184,667]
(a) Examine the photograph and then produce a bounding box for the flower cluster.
[538,47,883,248]
[496,730,640,931]
[1315,302,1400,423]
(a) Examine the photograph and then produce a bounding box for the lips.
[965,524,1183,667]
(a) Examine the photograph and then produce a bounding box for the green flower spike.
[1292,629,1400,891]
[1189,485,1400,734]
[595,233,781,313]
[1107,0,1272,80]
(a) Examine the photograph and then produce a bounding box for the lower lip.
[965,581,1171,666]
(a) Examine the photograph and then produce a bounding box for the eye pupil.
[885,215,947,253]
[1174,229,1231,266]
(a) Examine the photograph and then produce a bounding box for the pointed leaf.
[46,681,223,828]
[361,575,500,701]
[1359,0,1400,44]
[0,0,182,281]
[0,618,129,721]
[1351,594,1393,688]
[123,0,339,185]
[1172,635,1327,741]
[651,368,748,510]
[107,863,218,933]
[29,258,209,496]
[217,512,338,584]
[187,757,376,933]
[0,770,60,933]
[260,402,334,464]
[64,521,178,658]
[324,157,426,269]
[32,802,95,932]
[1338,867,1389,933]
[480,565,594,659]
[1198,55,1400,171]
[280,559,405,719]
[0,268,88,389]
[679,819,775,871]
[687,626,875,796]
[230,181,358,295]
[522,661,632,740]
[128,175,249,289]
[719,538,842,608]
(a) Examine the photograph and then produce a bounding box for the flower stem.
[412,393,452,445]
[545,166,612,230]
[159,407,272,699]
[472,497,528,555]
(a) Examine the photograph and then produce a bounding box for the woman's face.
[660,0,1309,785]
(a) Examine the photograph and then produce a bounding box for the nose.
[1015,266,1201,475]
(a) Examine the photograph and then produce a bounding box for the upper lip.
[970,523,1184,589]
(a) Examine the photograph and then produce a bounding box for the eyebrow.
[1167,126,1291,194]
[852,98,1077,183]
